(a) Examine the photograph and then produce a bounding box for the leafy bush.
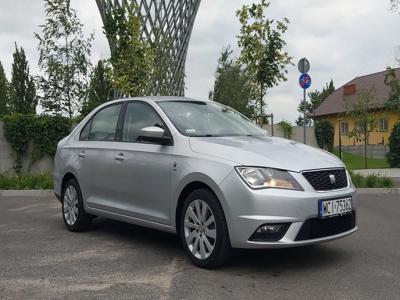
[387,122,400,167]
[278,120,293,139]
[381,177,394,188]
[2,114,35,171]
[2,114,71,173]
[349,171,394,188]
[365,174,379,188]
[31,115,71,162]
[0,173,53,190]
[315,120,334,152]
[349,172,364,187]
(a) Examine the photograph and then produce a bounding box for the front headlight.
[235,167,303,191]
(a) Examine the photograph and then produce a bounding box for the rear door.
[78,103,124,211]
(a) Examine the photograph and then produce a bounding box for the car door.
[110,101,173,225]
[78,103,124,211]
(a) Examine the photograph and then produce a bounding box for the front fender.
[169,157,235,228]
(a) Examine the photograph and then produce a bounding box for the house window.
[378,118,389,132]
[340,122,349,135]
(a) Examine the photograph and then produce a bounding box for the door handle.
[78,151,86,158]
[115,153,125,161]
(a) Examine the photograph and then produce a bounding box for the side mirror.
[139,126,172,145]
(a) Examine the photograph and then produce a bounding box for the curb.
[0,190,54,197]
[356,188,400,194]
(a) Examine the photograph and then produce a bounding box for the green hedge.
[315,120,334,152]
[0,173,53,190]
[349,171,394,188]
[2,114,71,173]
[387,122,400,168]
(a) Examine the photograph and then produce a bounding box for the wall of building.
[323,112,399,147]
[263,125,319,147]
[0,121,53,175]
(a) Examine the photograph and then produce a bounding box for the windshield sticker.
[185,129,196,134]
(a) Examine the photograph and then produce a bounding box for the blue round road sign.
[299,73,312,90]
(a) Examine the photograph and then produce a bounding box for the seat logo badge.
[329,174,336,185]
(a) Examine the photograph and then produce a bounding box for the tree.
[315,120,334,152]
[81,60,114,116]
[295,101,313,127]
[296,80,335,126]
[9,44,37,114]
[0,60,10,116]
[103,3,154,97]
[345,89,378,168]
[391,0,400,11]
[236,0,292,121]
[384,68,400,116]
[278,120,293,139]
[387,122,400,167]
[210,47,254,118]
[35,0,93,118]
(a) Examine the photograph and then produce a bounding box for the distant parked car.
[54,97,357,268]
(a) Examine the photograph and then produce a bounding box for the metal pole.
[303,88,306,144]
[339,124,342,159]
[271,114,274,137]
[364,120,368,169]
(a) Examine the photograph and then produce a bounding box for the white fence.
[263,125,319,147]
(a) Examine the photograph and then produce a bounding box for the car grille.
[295,212,356,241]
[302,168,348,191]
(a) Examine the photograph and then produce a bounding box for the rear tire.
[180,188,232,269]
[62,179,92,232]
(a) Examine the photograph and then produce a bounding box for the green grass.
[333,150,390,170]
[0,173,53,190]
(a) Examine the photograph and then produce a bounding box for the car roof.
[114,96,210,103]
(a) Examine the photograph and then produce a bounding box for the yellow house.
[314,68,400,146]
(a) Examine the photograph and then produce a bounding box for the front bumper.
[219,170,358,249]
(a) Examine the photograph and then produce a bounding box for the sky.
[0,0,399,122]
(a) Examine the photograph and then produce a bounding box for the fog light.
[249,223,291,242]
[257,224,283,234]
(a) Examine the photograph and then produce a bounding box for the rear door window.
[87,104,122,141]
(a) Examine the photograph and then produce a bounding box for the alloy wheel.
[184,199,217,260]
[63,185,79,226]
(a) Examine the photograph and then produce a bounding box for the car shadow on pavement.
[87,217,352,273]
[225,245,351,273]
[90,217,182,250]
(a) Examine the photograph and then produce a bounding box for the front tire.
[180,189,232,269]
[62,179,91,232]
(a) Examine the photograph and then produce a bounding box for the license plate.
[319,197,352,219]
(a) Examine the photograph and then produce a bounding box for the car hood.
[189,136,345,172]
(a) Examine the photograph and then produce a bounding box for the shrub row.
[349,172,394,188]
[2,114,71,173]
[0,173,53,190]
[387,122,400,168]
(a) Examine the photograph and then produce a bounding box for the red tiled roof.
[314,68,400,117]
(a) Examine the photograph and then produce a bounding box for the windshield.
[157,101,267,137]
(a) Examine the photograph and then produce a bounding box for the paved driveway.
[1,193,399,299]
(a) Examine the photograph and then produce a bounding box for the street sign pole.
[303,88,306,144]
[298,58,311,145]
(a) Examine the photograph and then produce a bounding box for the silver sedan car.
[54,97,357,268]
